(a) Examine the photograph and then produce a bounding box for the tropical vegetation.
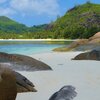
[0,2,100,39]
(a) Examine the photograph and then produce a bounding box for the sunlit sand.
[16,52,100,100]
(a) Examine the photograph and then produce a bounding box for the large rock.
[0,64,17,100]
[88,32,100,44]
[0,52,52,71]
[89,32,100,40]
[0,63,37,93]
[49,85,77,100]
[66,39,88,50]
[53,32,100,52]
[53,39,88,52]
[72,50,100,61]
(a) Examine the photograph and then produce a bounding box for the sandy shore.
[0,39,76,41]
[16,52,100,100]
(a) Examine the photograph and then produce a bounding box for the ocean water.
[0,41,71,55]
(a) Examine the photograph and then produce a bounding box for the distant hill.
[0,16,28,33]
[0,16,47,34]
[0,2,100,39]
[47,2,100,39]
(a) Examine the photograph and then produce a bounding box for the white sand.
[0,39,76,41]
[16,52,100,100]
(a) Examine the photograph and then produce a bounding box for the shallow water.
[0,41,71,55]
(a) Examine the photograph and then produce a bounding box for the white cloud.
[0,0,60,17]
[9,0,60,16]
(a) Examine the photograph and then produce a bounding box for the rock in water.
[72,50,100,61]
[0,64,17,100]
[49,85,77,100]
[0,52,52,71]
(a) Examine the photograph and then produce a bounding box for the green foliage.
[50,2,100,39]
[0,16,29,33]
[0,2,100,39]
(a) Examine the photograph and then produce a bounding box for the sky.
[0,0,100,26]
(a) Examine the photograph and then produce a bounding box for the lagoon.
[0,40,72,55]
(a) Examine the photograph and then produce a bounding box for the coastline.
[17,52,100,100]
[0,39,76,42]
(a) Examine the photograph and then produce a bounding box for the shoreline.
[0,39,76,42]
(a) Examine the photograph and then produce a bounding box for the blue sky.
[0,0,100,26]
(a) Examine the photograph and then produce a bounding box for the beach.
[0,39,76,42]
[0,1,100,100]
[16,52,100,100]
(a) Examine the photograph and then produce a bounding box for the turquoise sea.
[0,41,71,55]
